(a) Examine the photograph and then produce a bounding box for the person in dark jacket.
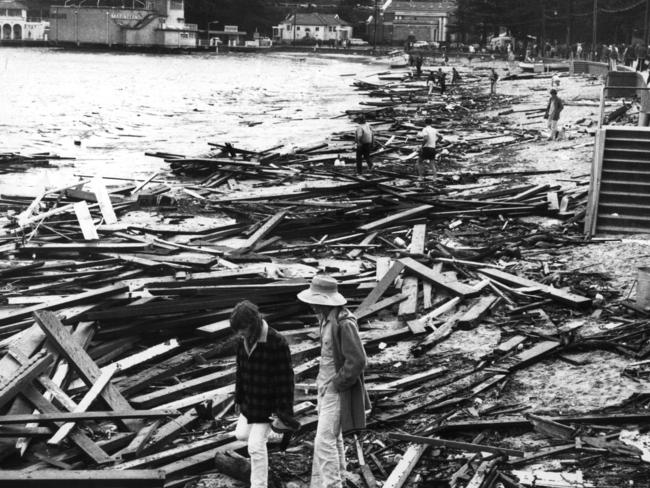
[298,275,370,488]
[544,88,565,141]
[232,300,295,488]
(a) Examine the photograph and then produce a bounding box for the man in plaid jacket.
[232,300,295,488]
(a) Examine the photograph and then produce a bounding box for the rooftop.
[386,0,456,14]
[284,12,351,26]
[0,1,27,9]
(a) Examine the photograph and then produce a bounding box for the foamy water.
[0,48,378,195]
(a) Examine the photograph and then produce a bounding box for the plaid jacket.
[235,326,294,423]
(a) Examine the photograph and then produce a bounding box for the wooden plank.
[90,177,118,224]
[159,441,247,476]
[382,443,428,488]
[458,295,498,329]
[478,268,591,307]
[130,367,236,408]
[0,351,53,410]
[33,311,135,422]
[0,410,178,423]
[375,257,391,281]
[73,201,99,240]
[347,232,378,259]
[389,433,524,457]
[0,470,165,487]
[138,409,198,456]
[356,261,405,314]
[0,426,52,437]
[400,258,478,297]
[21,386,112,465]
[511,340,561,370]
[496,335,526,353]
[0,284,127,326]
[356,294,407,321]
[381,366,446,390]
[115,420,161,460]
[358,205,433,232]
[48,364,120,445]
[236,211,287,254]
[406,296,461,335]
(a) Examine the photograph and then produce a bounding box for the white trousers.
[310,389,346,488]
[235,414,271,488]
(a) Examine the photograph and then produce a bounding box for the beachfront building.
[0,0,49,41]
[49,0,197,49]
[369,0,456,46]
[273,13,352,44]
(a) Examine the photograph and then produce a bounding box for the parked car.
[412,40,429,49]
[349,38,369,46]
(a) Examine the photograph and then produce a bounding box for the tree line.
[455,0,650,48]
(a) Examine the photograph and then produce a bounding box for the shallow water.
[0,48,378,195]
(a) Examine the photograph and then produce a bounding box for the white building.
[0,0,49,41]
[273,13,352,44]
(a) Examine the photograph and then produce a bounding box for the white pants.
[235,414,271,488]
[310,389,346,488]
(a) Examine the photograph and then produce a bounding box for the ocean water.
[0,48,378,195]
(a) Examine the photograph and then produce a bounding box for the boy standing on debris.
[355,115,374,175]
[297,275,370,488]
[544,88,565,141]
[417,118,443,182]
[231,300,298,488]
[489,68,498,95]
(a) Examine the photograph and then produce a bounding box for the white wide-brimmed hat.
[297,275,347,306]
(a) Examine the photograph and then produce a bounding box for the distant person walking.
[415,55,423,77]
[355,115,374,174]
[489,68,498,95]
[417,117,443,181]
[437,68,447,94]
[544,89,564,141]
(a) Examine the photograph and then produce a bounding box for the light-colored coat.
[328,307,371,433]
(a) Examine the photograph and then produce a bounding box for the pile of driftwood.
[0,68,647,488]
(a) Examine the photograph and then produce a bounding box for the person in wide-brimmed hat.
[298,275,371,488]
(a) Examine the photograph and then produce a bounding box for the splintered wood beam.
[0,284,127,326]
[400,258,478,297]
[389,433,524,457]
[236,211,287,254]
[33,311,135,425]
[382,443,428,488]
[356,294,407,321]
[138,409,198,457]
[21,386,112,465]
[356,261,405,314]
[358,205,433,232]
[48,364,120,445]
[115,434,235,470]
[0,351,53,411]
[478,268,591,307]
[347,232,378,259]
[399,224,427,319]
[0,470,166,487]
[0,410,178,423]
[0,426,52,437]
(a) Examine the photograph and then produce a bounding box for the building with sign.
[369,0,456,46]
[209,24,247,47]
[49,0,197,49]
[0,0,48,41]
[273,13,352,44]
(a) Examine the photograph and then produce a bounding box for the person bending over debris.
[355,115,374,175]
[417,117,443,182]
[297,275,370,488]
[231,300,298,488]
[544,89,565,141]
